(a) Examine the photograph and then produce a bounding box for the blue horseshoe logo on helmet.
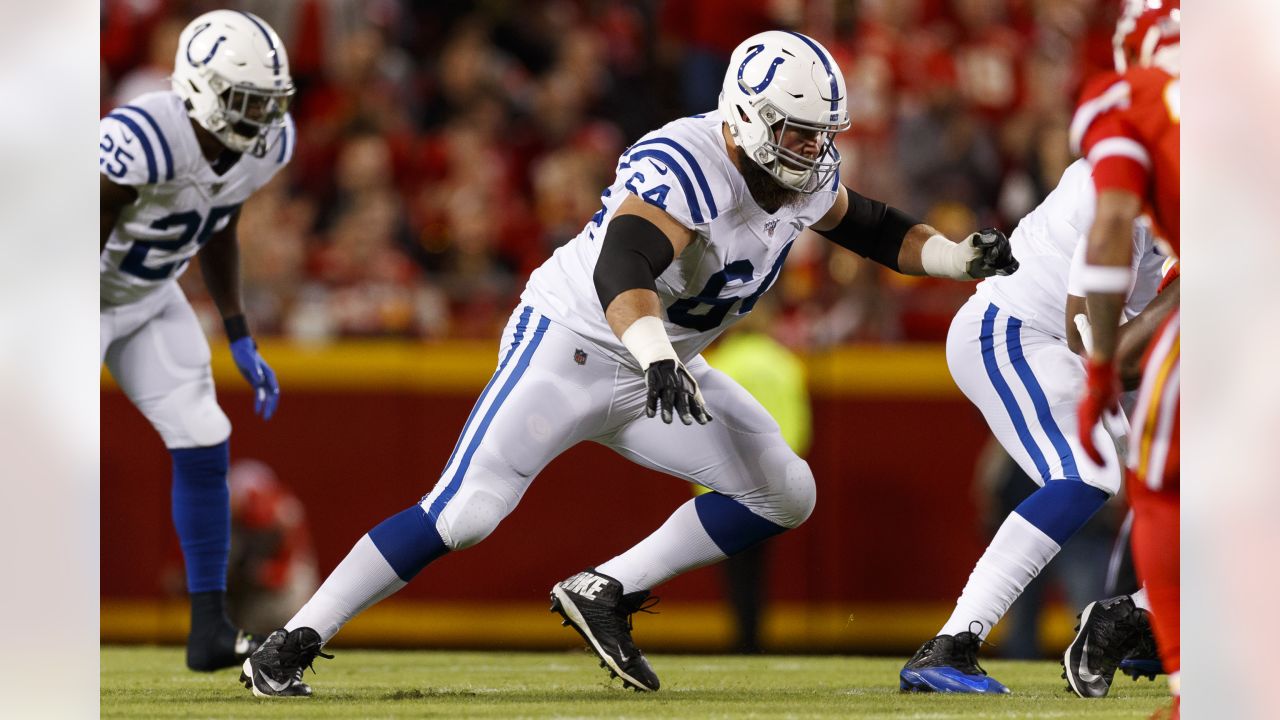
[185,22,228,67]
[737,44,786,94]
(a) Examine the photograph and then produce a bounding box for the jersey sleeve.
[99,106,176,186]
[1070,74,1150,198]
[617,134,728,231]
[1123,233,1169,317]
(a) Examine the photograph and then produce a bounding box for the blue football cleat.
[900,630,1011,694]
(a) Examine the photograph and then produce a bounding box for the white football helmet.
[172,10,294,156]
[719,31,850,193]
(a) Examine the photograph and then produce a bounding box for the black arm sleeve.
[813,186,919,272]
[593,214,676,312]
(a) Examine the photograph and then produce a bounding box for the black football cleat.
[187,624,260,672]
[550,569,661,692]
[899,627,1010,694]
[239,627,333,698]
[1062,595,1150,698]
[1118,610,1166,681]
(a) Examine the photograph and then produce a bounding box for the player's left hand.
[963,228,1019,278]
[1077,357,1120,465]
[230,336,280,420]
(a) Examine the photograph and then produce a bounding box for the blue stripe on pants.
[979,304,1051,482]
[427,314,551,523]
[1005,317,1082,481]
[431,306,534,492]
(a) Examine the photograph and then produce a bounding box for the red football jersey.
[1070,67,1181,257]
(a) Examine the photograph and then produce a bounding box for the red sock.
[1128,474,1180,676]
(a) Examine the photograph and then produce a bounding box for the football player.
[898,155,1177,694]
[239,30,1017,698]
[100,10,295,671]
[1072,0,1181,711]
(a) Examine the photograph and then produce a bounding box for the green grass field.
[102,645,1170,719]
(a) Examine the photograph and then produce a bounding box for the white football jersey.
[1066,225,1169,315]
[975,159,1166,338]
[100,91,294,306]
[522,113,838,365]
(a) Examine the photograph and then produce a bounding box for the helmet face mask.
[172,10,294,157]
[752,108,842,194]
[720,31,850,194]
[220,83,294,134]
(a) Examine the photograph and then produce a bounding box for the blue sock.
[368,505,450,582]
[694,492,787,556]
[1013,479,1109,546]
[170,442,231,595]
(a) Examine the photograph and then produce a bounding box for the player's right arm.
[100,174,138,251]
[594,193,710,425]
[1070,72,1155,463]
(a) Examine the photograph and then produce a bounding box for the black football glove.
[644,359,713,426]
[964,228,1019,278]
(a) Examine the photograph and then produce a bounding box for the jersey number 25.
[121,205,240,280]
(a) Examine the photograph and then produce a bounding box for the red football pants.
[1125,310,1181,677]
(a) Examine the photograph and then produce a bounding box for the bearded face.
[736,146,807,213]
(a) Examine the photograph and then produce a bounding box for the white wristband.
[920,234,975,280]
[620,315,678,368]
[1076,264,1134,293]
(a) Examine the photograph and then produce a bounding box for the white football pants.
[946,295,1124,494]
[417,305,816,552]
[101,281,231,449]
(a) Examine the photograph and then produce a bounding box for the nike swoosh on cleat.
[249,662,293,694]
[1077,636,1102,684]
[262,675,293,693]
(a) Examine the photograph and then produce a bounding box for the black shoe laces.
[280,632,334,679]
[953,621,994,676]
[617,594,661,632]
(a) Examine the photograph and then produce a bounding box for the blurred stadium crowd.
[101,0,1118,346]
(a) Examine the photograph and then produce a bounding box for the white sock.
[1130,586,1151,611]
[939,512,1061,639]
[286,534,407,643]
[596,498,728,594]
